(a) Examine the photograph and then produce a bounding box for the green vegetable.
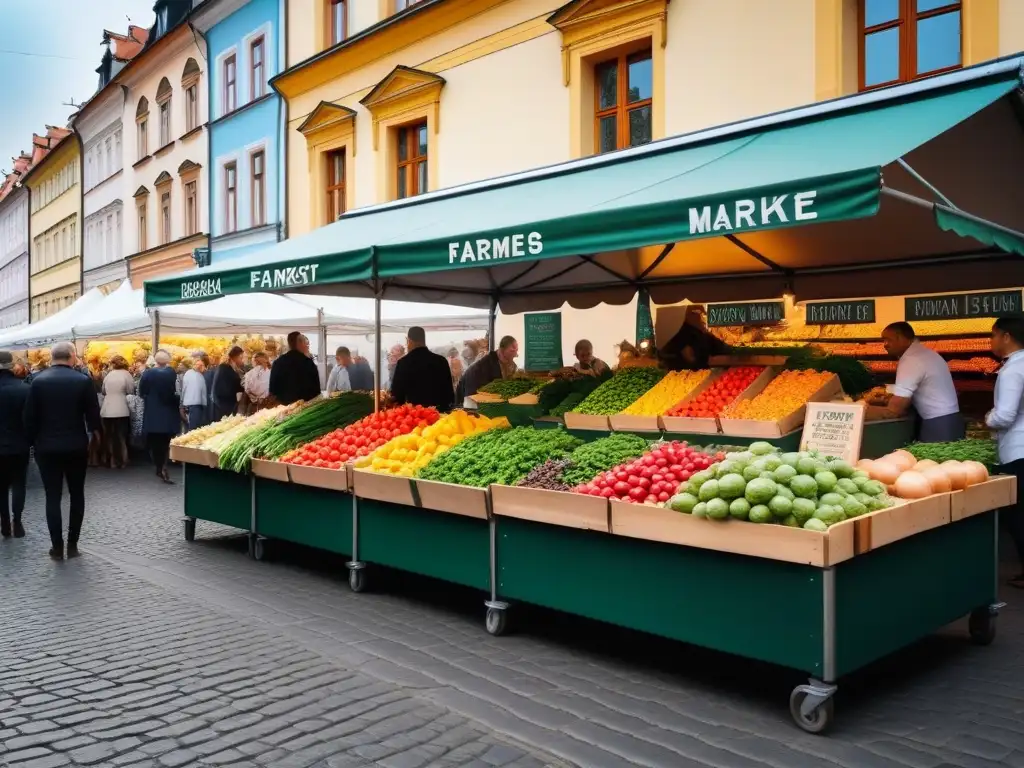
[705,498,730,520]
[744,477,777,504]
[717,473,746,500]
[572,367,666,416]
[539,373,610,415]
[768,495,792,518]
[698,479,721,502]
[749,441,776,456]
[561,433,650,487]
[905,438,998,469]
[478,377,546,399]
[670,492,699,514]
[748,505,773,524]
[729,498,751,520]
[791,497,817,524]
[803,518,828,532]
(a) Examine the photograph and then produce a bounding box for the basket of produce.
[661,366,767,434]
[471,376,546,404]
[564,367,665,431]
[718,370,841,438]
[610,369,710,432]
[170,415,246,466]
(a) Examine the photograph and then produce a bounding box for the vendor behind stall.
[573,340,609,376]
[867,322,963,442]
[457,335,518,399]
[390,327,454,411]
[659,306,729,371]
[269,332,321,405]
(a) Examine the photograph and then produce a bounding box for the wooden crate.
[508,393,540,405]
[608,414,662,433]
[658,368,727,434]
[709,354,789,367]
[490,484,610,532]
[950,476,1017,522]
[469,393,505,405]
[289,463,351,492]
[170,445,216,467]
[563,412,612,431]
[850,493,951,554]
[251,458,290,482]
[609,500,855,567]
[351,470,416,506]
[414,479,490,519]
[719,373,842,439]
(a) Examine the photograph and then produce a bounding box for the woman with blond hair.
[101,356,135,468]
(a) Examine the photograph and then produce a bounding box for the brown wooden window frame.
[159,189,172,245]
[185,83,199,132]
[137,201,148,252]
[325,148,346,222]
[225,162,238,233]
[858,0,962,91]
[224,54,238,113]
[251,150,266,227]
[250,36,265,100]
[395,121,428,200]
[330,0,347,45]
[184,180,198,236]
[593,48,653,155]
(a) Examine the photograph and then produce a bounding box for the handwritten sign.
[706,301,784,327]
[905,290,1022,321]
[800,402,865,465]
[805,299,875,325]
[524,312,562,372]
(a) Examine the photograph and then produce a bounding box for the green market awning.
[145,57,1024,310]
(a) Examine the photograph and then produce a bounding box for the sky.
[0,0,156,175]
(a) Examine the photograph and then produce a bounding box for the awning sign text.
[805,299,876,325]
[180,278,222,301]
[905,290,1022,321]
[688,191,818,235]
[706,301,785,327]
[249,264,321,290]
[448,232,542,264]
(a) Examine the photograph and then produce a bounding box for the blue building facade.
[192,0,286,263]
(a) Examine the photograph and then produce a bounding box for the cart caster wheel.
[183,518,195,542]
[485,607,508,636]
[969,608,997,646]
[790,686,835,735]
[253,538,266,562]
[348,568,367,593]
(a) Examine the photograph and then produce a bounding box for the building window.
[224,55,237,113]
[860,0,962,90]
[185,180,198,236]
[156,77,173,146]
[330,0,347,44]
[251,151,266,227]
[594,49,653,154]
[137,121,148,158]
[395,0,423,10]
[225,162,238,232]
[250,37,265,100]
[138,202,148,251]
[395,122,427,199]
[186,84,199,131]
[326,148,346,221]
[160,191,171,244]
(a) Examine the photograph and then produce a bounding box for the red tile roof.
[104,25,150,61]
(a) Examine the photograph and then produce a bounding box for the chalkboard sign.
[524,312,562,371]
[905,290,1022,321]
[706,301,784,327]
[805,299,875,325]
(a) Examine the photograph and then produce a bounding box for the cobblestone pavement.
[2,462,1024,768]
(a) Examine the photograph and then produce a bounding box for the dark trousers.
[999,458,1024,570]
[148,433,174,473]
[0,452,29,530]
[35,451,88,550]
[185,405,207,432]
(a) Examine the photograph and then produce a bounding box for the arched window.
[136,97,149,159]
[156,77,173,146]
[182,58,201,132]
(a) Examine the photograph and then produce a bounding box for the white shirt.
[243,366,271,402]
[987,350,1024,464]
[892,340,959,420]
[326,364,351,394]
[180,368,208,407]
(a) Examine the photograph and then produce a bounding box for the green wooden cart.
[181,463,253,542]
[251,476,354,561]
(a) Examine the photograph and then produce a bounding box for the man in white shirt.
[179,358,208,432]
[868,322,963,442]
[326,346,352,394]
[987,316,1024,588]
[242,352,272,413]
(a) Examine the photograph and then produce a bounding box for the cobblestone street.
[2,462,1024,767]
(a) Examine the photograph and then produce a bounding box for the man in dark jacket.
[337,347,375,391]
[269,331,321,405]
[390,327,454,412]
[24,342,101,560]
[0,351,30,538]
[211,346,245,421]
[457,335,518,401]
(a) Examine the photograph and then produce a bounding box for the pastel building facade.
[194,0,287,263]
[0,154,31,329]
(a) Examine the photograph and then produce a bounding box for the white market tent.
[0,287,109,349]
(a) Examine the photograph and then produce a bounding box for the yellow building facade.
[278,0,1023,242]
[25,135,82,321]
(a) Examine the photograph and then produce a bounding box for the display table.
[182,463,252,541]
[253,477,353,561]
[477,402,547,426]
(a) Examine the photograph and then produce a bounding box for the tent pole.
[895,158,957,209]
[150,309,160,354]
[374,293,381,414]
[487,296,497,353]
[317,309,327,391]
[882,186,1024,243]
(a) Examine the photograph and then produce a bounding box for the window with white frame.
[224,162,238,232]
[31,215,77,273]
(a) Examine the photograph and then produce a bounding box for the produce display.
[171,415,246,446]
[856,448,990,498]
[722,370,835,421]
[667,442,894,529]
[904,439,998,469]
[201,405,297,455]
[781,347,874,399]
[561,433,651,487]
[218,392,375,472]
[572,367,666,416]
[573,441,718,503]
[358,411,508,476]
[417,427,582,487]
[537,373,609,415]
[621,370,709,416]
[517,458,574,492]
[279,404,441,468]
[477,377,545,400]
[549,392,587,418]
[665,367,762,418]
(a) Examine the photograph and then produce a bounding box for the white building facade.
[0,187,30,329]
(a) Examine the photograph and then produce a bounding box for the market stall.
[152,58,1024,733]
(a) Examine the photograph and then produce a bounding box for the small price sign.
[800,402,866,465]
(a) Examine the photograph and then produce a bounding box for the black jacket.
[139,366,181,435]
[457,351,503,401]
[348,360,375,391]
[269,350,321,405]
[211,363,242,419]
[390,346,454,412]
[0,370,30,455]
[24,364,101,454]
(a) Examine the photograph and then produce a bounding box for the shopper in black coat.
[24,342,101,560]
[139,351,181,484]
[212,346,245,421]
[269,331,321,405]
[390,327,455,412]
[0,351,30,538]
